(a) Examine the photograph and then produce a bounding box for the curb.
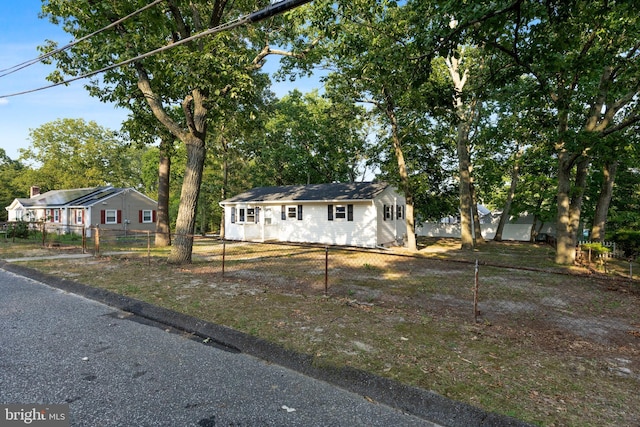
[1,260,532,427]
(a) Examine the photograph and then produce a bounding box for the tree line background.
[1,0,638,265]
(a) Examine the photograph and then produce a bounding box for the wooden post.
[94,227,100,256]
[147,230,151,266]
[82,227,86,254]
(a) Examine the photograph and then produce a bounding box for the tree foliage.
[244,89,370,186]
[18,118,141,190]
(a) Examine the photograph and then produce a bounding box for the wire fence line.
[186,240,640,356]
[5,227,639,342]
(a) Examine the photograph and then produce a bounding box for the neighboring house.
[5,186,157,237]
[418,211,556,242]
[220,182,407,248]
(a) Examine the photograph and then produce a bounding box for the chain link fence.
[203,241,639,352]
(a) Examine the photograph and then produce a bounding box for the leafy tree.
[243,89,370,186]
[122,105,181,247]
[40,0,304,263]
[440,0,640,264]
[0,149,25,222]
[18,118,141,190]
[282,0,452,251]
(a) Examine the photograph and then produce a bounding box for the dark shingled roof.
[222,182,391,204]
[16,187,123,208]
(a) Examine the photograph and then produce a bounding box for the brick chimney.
[30,186,40,198]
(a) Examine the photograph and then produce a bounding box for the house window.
[53,209,60,223]
[142,210,153,223]
[246,208,256,223]
[328,204,354,221]
[76,210,84,224]
[287,206,297,219]
[105,210,117,224]
[383,205,392,221]
[396,205,404,220]
[239,208,245,223]
[231,207,236,224]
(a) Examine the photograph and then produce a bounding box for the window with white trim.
[246,208,256,223]
[76,210,84,224]
[328,204,354,221]
[105,209,118,224]
[287,206,297,219]
[383,205,392,221]
[142,210,153,223]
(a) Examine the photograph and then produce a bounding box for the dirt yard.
[3,238,639,426]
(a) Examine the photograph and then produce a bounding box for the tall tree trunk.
[494,149,521,242]
[446,52,478,250]
[169,138,206,264]
[591,161,617,242]
[155,136,172,247]
[470,182,485,244]
[137,63,208,264]
[219,135,229,239]
[457,121,474,250]
[384,88,417,251]
[555,153,589,264]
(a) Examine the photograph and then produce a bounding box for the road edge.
[0,260,532,427]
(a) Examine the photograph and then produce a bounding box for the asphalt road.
[0,268,439,426]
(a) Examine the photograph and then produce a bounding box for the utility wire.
[0,0,311,99]
[0,0,165,78]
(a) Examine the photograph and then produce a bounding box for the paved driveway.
[0,268,439,426]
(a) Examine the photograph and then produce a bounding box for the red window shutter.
[139,210,143,223]
[81,210,85,224]
[100,210,106,224]
[153,210,157,222]
[117,210,122,224]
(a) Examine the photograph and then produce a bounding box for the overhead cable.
[0,0,311,98]
[0,0,165,78]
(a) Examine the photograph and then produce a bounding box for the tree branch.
[249,40,319,70]
[135,62,187,141]
[600,113,640,137]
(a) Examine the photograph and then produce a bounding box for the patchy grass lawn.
[1,237,639,426]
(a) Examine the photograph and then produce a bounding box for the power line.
[0,0,311,99]
[0,0,165,78]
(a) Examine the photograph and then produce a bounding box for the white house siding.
[417,219,556,242]
[375,187,407,246]
[224,201,380,248]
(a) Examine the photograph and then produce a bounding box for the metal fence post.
[474,259,480,323]
[325,246,329,296]
[222,240,226,277]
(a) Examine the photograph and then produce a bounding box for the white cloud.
[0,98,8,106]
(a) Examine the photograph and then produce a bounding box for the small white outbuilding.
[219,182,407,248]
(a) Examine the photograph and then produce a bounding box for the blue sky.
[0,0,319,161]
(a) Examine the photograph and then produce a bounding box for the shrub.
[580,242,611,256]
[612,230,640,259]
[7,221,30,239]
